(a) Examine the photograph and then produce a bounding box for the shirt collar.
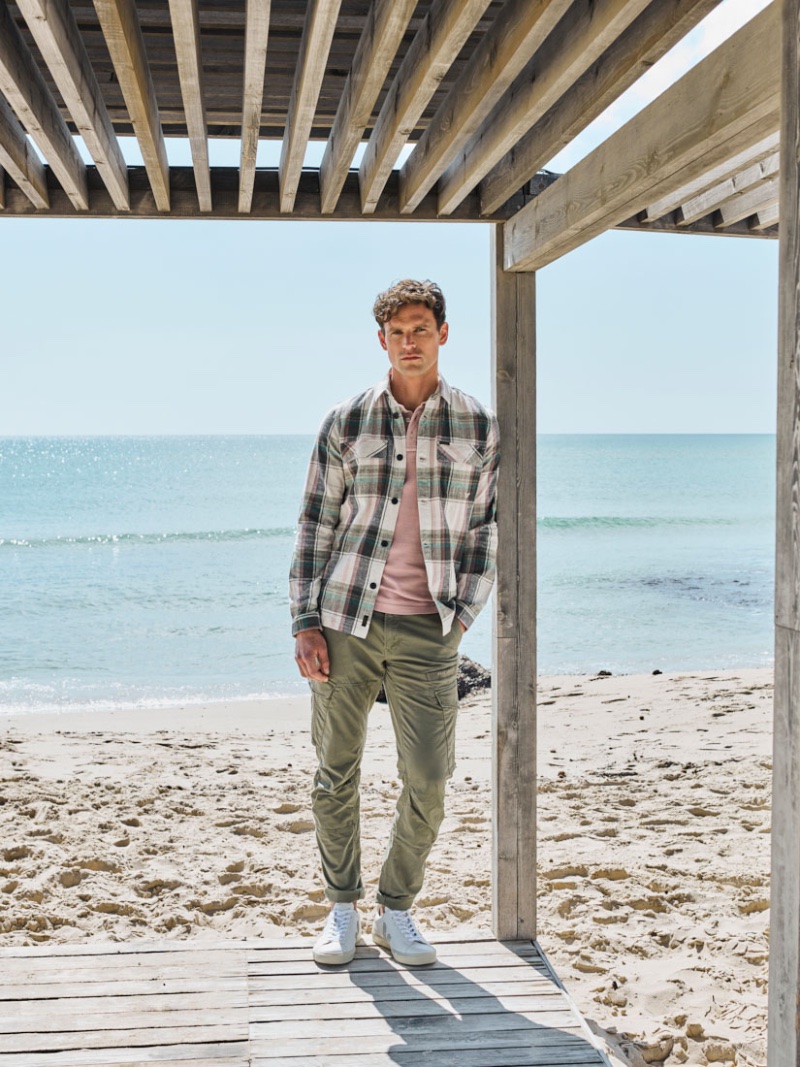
[378,372,451,413]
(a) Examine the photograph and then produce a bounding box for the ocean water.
[0,435,775,715]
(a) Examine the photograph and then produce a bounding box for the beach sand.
[0,669,772,1066]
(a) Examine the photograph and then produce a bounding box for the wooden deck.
[0,934,611,1067]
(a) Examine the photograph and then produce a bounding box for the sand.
[0,669,772,1067]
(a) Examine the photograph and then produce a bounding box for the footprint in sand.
[281,819,315,834]
[273,803,302,814]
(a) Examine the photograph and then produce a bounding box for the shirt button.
[391,497,398,505]
[369,582,377,589]
[397,454,404,461]
[381,540,389,547]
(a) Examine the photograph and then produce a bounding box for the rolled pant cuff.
[325,888,363,904]
[376,891,416,911]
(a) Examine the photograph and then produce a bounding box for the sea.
[0,435,776,716]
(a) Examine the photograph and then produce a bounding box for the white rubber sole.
[312,944,357,965]
[372,928,437,966]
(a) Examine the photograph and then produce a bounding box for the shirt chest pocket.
[342,436,390,492]
[437,440,483,499]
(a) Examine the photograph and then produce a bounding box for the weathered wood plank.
[480,0,721,216]
[4,990,252,1020]
[397,0,572,214]
[2,1048,249,1067]
[714,175,779,228]
[251,1012,579,1041]
[491,228,537,941]
[438,0,653,216]
[94,0,170,211]
[0,1007,248,1036]
[0,166,525,221]
[247,992,565,1024]
[677,149,779,225]
[251,1051,603,1067]
[768,0,800,1061]
[752,202,779,231]
[15,0,128,209]
[248,981,560,1008]
[250,1026,586,1059]
[616,207,778,240]
[0,90,49,208]
[319,0,416,214]
[0,0,86,209]
[248,965,552,992]
[358,0,491,214]
[504,2,780,271]
[1,1025,248,1054]
[238,0,271,212]
[646,130,779,222]
[279,0,343,213]
[167,0,211,211]
[4,976,245,1000]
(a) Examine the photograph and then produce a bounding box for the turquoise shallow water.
[0,435,775,714]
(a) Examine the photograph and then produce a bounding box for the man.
[290,279,499,967]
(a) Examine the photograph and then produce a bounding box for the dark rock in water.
[597,670,612,677]
[652,669,663,675]
[375,655,491,704]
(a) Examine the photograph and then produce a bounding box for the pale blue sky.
[0,0,778,436]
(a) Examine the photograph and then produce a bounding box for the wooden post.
[491,224,537,941]
[769,0,800,1060]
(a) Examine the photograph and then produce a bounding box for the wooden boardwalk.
[0,934,611,1067]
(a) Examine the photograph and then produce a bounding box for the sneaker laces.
[392,909,427,944]
[324,907,354,942]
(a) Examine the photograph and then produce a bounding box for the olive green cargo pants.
[310,611,461,911]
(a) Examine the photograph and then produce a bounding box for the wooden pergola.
[0,0,795,1060]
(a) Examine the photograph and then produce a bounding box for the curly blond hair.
[372,279,446,330]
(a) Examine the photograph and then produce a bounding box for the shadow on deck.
[0,933,612,1066]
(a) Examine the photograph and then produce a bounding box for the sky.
[0,0,778,437]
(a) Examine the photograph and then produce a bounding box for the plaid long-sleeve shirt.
[290,374,499,639]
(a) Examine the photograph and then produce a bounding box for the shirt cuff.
[292,612,323,636]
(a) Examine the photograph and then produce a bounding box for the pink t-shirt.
[374,404,438,615]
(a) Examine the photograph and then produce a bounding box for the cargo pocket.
[426,666,459,779]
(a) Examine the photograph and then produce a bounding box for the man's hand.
[294,629,331,682]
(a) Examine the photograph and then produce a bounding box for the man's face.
[377,303,448,385]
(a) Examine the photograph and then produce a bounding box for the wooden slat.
[491,227,537,940]
[4,976,246,1000]
[358,0,492,214]
[0,89,49,208]
[15,0,129,209]
[678,149,779,225]
[238,0,270,213]
[1,1007,248,1036]
[248,981,561,1007]
[279,0,343,213]
[714,174,779,227]
[752,202,779,230]
[94,0,170,211]
[251,1011,578,1041]
[397,0,573,215]
[1,1026,248,1054]
[479,0,720,215]
[318,0,416,214]
[768,0,800,1054]
[438,0,654,216]
[167,0,211,211]
[252,1052,601,1067]
[503,2,780,271]
[0,0,86,209]
[2,1048,250,1067]
[615,208,777,239]
[0,166,527,220]
[646,130,779,222]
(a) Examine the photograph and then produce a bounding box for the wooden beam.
[238,0,271,213]
[0,88,49,208]
[714,175,779,228]
[0,0,87,209]
[15,0,129,210]
[492,225,537,942]
[647,131,779,222]
[770,0,800,1056]
[358,0,491,215]
[439,0,657,216]
[279,0,343,214]
[678,149,779,225]
[752,202,779,231]
[398,0,572,215]
[319,0,416,215]
[0,165,531,221]
[503,2,780,272]
[615,207,778,239]
[479,0,720,217]
[167,0,210,211]
[93,0,170,212]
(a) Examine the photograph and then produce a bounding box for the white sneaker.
[313,903,360,965]
[372,907,437,965]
